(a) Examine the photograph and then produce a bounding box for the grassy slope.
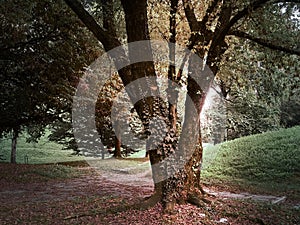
[202,126,300,194]
[0,133,84,164]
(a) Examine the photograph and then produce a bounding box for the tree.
[0,0,99,163]
[217,24,300,139]
[64,0,299,211]
[95,74,143,158]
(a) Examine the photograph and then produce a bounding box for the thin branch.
[182,0,200,32]
[209,0,271,52]
[201,0,221,31]
[229,30,300,56]
[228,0,271,31]
[224,0,300,32]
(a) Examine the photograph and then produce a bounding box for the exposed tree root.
[64,194,162,220]
[138,192,162,210]
[187,192,212,207]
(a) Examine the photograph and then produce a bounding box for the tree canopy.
[0,0,100,162]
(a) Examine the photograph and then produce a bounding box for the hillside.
[202,126,300,194]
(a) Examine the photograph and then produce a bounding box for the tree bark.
[121,0,167,198]
[161,54,210,211]
[114,121,122,158]
[10,127,19,164]
[167,0,179,131]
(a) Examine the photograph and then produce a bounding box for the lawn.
[202,126,300,196]
[0,132,84,164]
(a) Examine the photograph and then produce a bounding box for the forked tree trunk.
[64,0,215,210]
[161,54,210,210]
[121,0,209,209]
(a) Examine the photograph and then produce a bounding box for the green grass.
[0,133,85,164]
[202,126,300,194]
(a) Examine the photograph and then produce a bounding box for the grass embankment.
[0,133,84,164]
[202,126,300,195]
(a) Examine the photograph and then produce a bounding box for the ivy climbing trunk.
[120,0,167,199]
[64,0,216,210]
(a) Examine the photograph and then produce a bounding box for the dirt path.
[0,167,290,205]
[204,188,287,204]
[0,168,153,205]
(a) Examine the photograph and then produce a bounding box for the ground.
[0,163,299,225]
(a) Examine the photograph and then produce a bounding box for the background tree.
[0,0,99,163]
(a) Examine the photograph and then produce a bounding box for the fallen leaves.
[0,164,299,224]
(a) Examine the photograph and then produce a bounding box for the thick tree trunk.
[10,127,19,164]
[161,55,210,211]
[121,0,167,198]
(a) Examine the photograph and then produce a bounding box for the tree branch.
[63,0,121,51]
[182,0,207,51]
[229,0,300,31]
[63,0,133,87]
[211,1,232,48]
[228,0,271,30]
[208,0,272,56]
[182,0,200,32]
[200,0,221,31]
[229,30,300,56]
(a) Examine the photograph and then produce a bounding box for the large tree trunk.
[10,127,19,164]
[120,0,167,199]
[161,54,211,211]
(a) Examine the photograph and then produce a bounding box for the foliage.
[95,74,144,157]
[280,99,300,128]
[217,34,299,139]
[0,0,100,158]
